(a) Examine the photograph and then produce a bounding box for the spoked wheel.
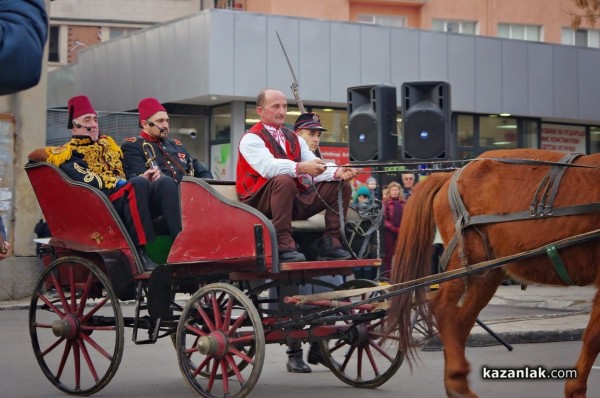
[318,279,403,388]
[344,202,382,259]
[176,283,265,398]
[29,256,124,395]
[173,290,256,379]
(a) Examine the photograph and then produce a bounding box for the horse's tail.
[386,172,453,367]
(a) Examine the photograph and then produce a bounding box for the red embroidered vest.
[236,123,305,200]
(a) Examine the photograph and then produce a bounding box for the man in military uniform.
[42,95,171,271]
[121,97,213,182]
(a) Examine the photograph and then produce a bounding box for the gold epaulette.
[172,138,183,146]
[46,144,73,166]
[99,135,124,157]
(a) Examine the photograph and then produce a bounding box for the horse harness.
[441,153,600,286]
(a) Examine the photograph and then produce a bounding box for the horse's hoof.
[565,379,587,397]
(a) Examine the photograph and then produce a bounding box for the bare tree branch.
[570,0,600,28]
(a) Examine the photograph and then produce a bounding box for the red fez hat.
[138,97,167,126]
[67,95,96,128]
[294,112,327,132]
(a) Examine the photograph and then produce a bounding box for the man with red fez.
[236,89,358,263]
[41,95,167,271]
[121,97,212,183]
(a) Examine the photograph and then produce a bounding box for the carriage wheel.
[319,279,404,388]
[29,256,124,395]
[176,283,265,398]
[172,290,256,379]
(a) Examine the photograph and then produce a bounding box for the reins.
[283,225,600,321]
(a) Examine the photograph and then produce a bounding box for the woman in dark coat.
[382,181,404,278]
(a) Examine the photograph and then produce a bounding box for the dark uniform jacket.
[45,135,125,191]
[121,132,213,183]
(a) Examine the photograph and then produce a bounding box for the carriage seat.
[208,182,327,231]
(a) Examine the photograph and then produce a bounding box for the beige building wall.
[50,0,202,23]
[49,0,206,68]
[420,0,592,43]
[242,0,594,44]
[245,0,351,20]
[68,25,102,63]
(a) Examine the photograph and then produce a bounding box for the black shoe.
[307,341,340,369]
[286,342,311,373]
[307,341,323,365]
[137,248,158,272]
[286,354,312,373]
[318,236,351,261]
[279,250,306,262]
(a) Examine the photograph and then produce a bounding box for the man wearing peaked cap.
[287,111,347,373]
[294,112,326,158]
[293,112,327,132]
[121,97,213,183]
[39,95,173,272]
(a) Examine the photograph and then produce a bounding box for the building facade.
[47,5,600,182]
[48,0,598,70]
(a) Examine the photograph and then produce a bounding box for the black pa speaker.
[401,81,451,160]
[347,84,398,163]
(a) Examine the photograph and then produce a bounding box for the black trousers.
[148,176,181,240]
[106,176,181,246]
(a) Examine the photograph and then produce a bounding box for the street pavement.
[1,283,596,347]
[426,283,595,349]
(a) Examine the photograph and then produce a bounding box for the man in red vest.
[236,89,357,262]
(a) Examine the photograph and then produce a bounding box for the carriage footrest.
[132,317,162,345]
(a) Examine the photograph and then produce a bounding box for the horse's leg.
[431,268,505,398]
[564,288,600,398]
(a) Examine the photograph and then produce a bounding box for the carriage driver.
[35,95,172,272]
[236,89,358,262]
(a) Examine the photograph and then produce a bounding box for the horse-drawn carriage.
[26,147,600,398]
[26,161,398,398]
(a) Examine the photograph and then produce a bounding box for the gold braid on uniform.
[74,163,103,187]
[46,135,126,190]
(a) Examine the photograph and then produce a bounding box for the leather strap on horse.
[448,165,470,266]
[444,154,589,269]
[529,153,581,216]
[545,245,576,285]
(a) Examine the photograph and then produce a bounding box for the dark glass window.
[48,26,59,62]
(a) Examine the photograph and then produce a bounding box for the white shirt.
[238,124,339,183]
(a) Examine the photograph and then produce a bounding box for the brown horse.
[388,149,600,398]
